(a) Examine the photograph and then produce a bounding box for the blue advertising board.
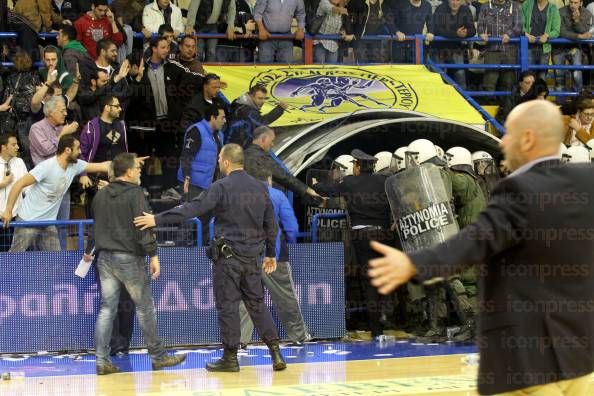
[0,243,345,353]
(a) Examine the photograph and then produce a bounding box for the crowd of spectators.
[4,0,594,82]
[0,0,591,96]
[1,0,594,252]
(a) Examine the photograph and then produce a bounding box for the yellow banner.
[216,65,484,126]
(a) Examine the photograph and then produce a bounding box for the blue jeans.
[197,24,219,62]
[313,44,338,64]
[94,252,167,365]
[528,46,550,80]
[258,39,293,63]
[553,48,583,93]
[9,216,60,252]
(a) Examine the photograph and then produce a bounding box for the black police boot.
[205,348,239,372]
[267,342,287,371]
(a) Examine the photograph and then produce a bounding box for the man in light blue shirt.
[2,135,113,252]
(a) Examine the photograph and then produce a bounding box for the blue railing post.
[78,221,85,251]
[520,35,530,73]
[193,218,203,247]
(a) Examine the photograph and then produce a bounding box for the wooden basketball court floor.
[2,341,594,395]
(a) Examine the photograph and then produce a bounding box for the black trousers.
[350,227,395,337]
[212,255,279,349]
[0,223,13,252]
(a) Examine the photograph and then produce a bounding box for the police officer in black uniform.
[313,149,393,337]
[133,144,286,372]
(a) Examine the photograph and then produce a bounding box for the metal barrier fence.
[0,31,421,68]
[0,212,346,251]
[0,218,205,251]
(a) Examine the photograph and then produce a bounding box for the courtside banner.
[0,244,345,353]
[217,65,483,125]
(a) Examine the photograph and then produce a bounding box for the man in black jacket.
[244,126,322,205]
[130,37,203,131]
[347,0,394,63]
[128,36,203,187]
[227,85,286,147]
[369,100,594,395]
[179,73,227,134]
[313,149,393,337]
[496,71,536,124]
[427,0,476,89]
[91,152,186,375]
[386,0,431,63]
[78,66,131,124]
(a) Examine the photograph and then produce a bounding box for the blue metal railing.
[0,217,204,249]
[0,212,349,249]
[427,59,506,135]
[0,207,353,250]
[425,35,594,94]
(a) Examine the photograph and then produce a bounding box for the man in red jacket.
[74,0,124,59]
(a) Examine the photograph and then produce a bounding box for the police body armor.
[385,163,459,253]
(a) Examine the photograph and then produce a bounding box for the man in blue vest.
[178,105,226,200]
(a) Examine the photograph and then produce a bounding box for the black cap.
[350,149,377,163]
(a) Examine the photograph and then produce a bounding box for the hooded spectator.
[39,45,74,91]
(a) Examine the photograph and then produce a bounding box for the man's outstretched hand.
[368,241,417,295]
[134,212,156,230]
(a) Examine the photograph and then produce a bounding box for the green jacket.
[521,0,561,54]
[38,45,73,91]
[450,170,487,228]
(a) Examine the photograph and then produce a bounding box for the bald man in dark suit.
[369,100,594,396]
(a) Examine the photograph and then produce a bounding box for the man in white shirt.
[0,134,28,251]
[2,135,113,252]
[143,0,185,35]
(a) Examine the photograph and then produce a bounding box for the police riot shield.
[385,163,459,253]
[305,169,348,242]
